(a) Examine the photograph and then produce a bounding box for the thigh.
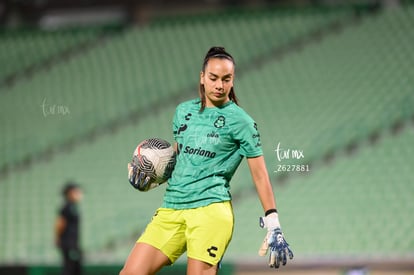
[120,243,170,275]
[137,208,187,264]
[185,201,234,266]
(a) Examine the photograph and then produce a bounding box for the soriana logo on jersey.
[183,145,216,158]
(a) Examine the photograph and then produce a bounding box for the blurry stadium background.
[1,0,414,274]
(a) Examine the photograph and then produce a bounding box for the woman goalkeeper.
[120,46,293,275]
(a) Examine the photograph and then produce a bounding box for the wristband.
[265,209,278,216]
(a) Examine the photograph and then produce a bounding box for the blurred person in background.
[55,182,83,275]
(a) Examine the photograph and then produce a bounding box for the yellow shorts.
[137,201,234,266]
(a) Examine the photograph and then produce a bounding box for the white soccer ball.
[131,138,176,191]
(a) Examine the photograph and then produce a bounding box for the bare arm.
[54,216,66,247]
[247,156,276,212]
[248,156,294,267]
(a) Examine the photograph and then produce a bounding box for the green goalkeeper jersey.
[162,99,263,209]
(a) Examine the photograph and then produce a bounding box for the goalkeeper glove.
[258,212,293,268]
[127,162,152,191]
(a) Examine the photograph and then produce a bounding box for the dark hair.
[62,181,79,199]
[199,46,238,112]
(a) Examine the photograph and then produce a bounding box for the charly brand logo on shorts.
[214,116,225,128]
[207,246,218,258]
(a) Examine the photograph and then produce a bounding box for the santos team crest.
[214,116,226,128]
